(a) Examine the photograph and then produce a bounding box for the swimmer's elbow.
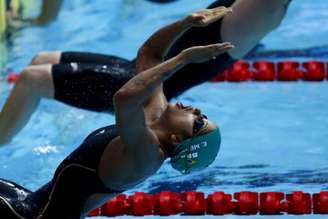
[137,45,151,63]
[113,90,135,108]
[137,45,162,66]
[137,45,148,59]
[113,91,127,106]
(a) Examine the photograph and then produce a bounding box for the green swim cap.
[170,128,221,174]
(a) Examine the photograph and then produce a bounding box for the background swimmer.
[6,0,63,27]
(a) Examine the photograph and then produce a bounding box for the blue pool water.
[0,0,328,218]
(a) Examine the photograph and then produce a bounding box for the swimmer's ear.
[170,134,183,146]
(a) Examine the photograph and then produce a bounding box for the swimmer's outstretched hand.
[186,6,232,27]
[180,42,234,64]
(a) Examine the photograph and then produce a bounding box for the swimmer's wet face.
[161,103,221,174]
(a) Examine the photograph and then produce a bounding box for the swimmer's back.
[0,125,122,219]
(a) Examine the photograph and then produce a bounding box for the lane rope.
[211,60,328,82]
[87,191,328,217]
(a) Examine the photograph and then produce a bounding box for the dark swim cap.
[170,128,221,174]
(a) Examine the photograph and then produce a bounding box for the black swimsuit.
[52,0,237,112]
[0,125,122,219]
[52,54,136,112]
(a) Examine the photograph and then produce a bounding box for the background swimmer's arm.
[136,6,232,72]
[12,0,63,26]
[34,0,63,25]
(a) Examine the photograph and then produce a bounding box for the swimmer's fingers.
[208,6,233,19]
[212,6,233,15]
[202,42,235,57]
[204,7,232,25]
[188,7,232,27]
[180,42,234,64]
[210,7,233,22]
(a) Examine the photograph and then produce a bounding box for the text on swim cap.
[190,141,208,151]
[180,152,198,159]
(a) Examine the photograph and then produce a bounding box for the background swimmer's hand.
[179,42,234,64]
[186,6,232,27]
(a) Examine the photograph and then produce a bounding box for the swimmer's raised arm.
[116,43,232,107]
[113,44,232,158]
[136,6,232,72]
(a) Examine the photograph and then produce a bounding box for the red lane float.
[277,61,303,81]
[302,61,325,81]
[88,191,328,217]
[234,191,259,215]
[313,191,328,214]
[226,61,252,82]
[210,60,328,82]
[207,192,233,215]
[7,72,20,83]
[259,192,285,215]
[128,192,154,216]
[181,191,207,215]
[154,191,183,216]
[253,61,276,81]
[285,191,312,214]
[102,194,129,216]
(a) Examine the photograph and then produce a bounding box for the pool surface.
[0,0,328,218]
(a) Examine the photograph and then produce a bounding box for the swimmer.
[0,8,232,218]
[0,0,292,145]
